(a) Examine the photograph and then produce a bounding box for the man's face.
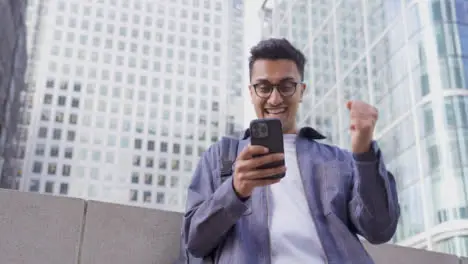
[249,59,305,134]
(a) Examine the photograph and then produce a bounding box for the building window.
[158,174,166,187]
[35,144,45,156]
[133,155,141,166]
[160,142,168,152]
[53,129,62,140]
[146,157,154,168]
[144,173,153,185]
[60,82,68,90]
[107,135,116,146]
[137,105,145,117]
[45,181,54,193]
[122,120,131,132]
[198,146,205,156]
[172,159,180,170]
[73,83,81,92]
[32,161,42,173]
[143,191,151,203]
[41,109,51,121]
[134,139,142,149]
[156,192,165,204]
[159,158,167,169]
[59,183,69,195]
[71,98,80,108]
[29,179,40,192]
[185,145,193,155]
[105,152,114,163]
[184,160,192,172]
[173,143,180,154]
[148,140,155,151]
[58,96,66,106]
[44,94,53,104]
[130,190,138,201]
[56,112,64,123]
[46,79,55,88]
[131,172,139,184]
[171,176,179,188]
[69,113,78,124]
[38,127,48,138]
[212,102,219,111]
[67,131,76,141]
[62,165,71,176]
[50,146,59,157]
[64,148,73,159]
[92,151,101,162]
[121,137,129,148]
[80,149,88,161]
[168,193,178,206]
[148,125,156,135]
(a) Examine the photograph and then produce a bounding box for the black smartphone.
[249,118,285,179]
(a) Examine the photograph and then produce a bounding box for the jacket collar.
[241,126,326,140]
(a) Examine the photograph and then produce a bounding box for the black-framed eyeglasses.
[251,81,300,99]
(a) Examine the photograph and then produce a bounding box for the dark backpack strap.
[176,137,239,264]
[219,137,239,185]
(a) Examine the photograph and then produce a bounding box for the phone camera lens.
[252,125,259,137]
[251,122,268,138]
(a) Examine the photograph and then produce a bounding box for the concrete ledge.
[364,243,460,264]
[0,189,464,263]
[0,189,85,264]
[80,201,183,264]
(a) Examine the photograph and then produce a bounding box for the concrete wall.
[0,188,463,264]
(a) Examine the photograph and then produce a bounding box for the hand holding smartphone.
[231,118,286,199]
[249,118,286,180]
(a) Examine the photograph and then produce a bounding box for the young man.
[180,38,400,264]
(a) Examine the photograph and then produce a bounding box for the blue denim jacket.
[181,127,400,264]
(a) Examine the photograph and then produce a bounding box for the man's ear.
[300,83,306,100]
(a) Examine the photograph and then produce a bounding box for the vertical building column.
[401,0,433,250]
[419,0,453,249]
[333,1,344,147]
[306,0,315,124]
[361,0,374,107]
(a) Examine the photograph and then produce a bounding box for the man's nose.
[267,88,283,105]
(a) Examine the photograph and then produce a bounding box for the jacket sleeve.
[347,141,401,244]
[182,143,250,258]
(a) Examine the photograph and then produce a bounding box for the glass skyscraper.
[260,0,468,257]
[16,0,244,213]
[0,0,27,189]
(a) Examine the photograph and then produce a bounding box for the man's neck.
[283,128,298,135]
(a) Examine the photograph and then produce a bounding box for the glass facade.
[260,0,468,257]
[0,0,27,189]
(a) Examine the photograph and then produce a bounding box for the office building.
[19,0,244,212]
[0,0,27,189]
[260,0,468,257]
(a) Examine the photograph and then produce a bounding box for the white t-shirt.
[268,134,326,264]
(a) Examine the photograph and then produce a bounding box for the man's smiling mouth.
[265,108,287,114]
